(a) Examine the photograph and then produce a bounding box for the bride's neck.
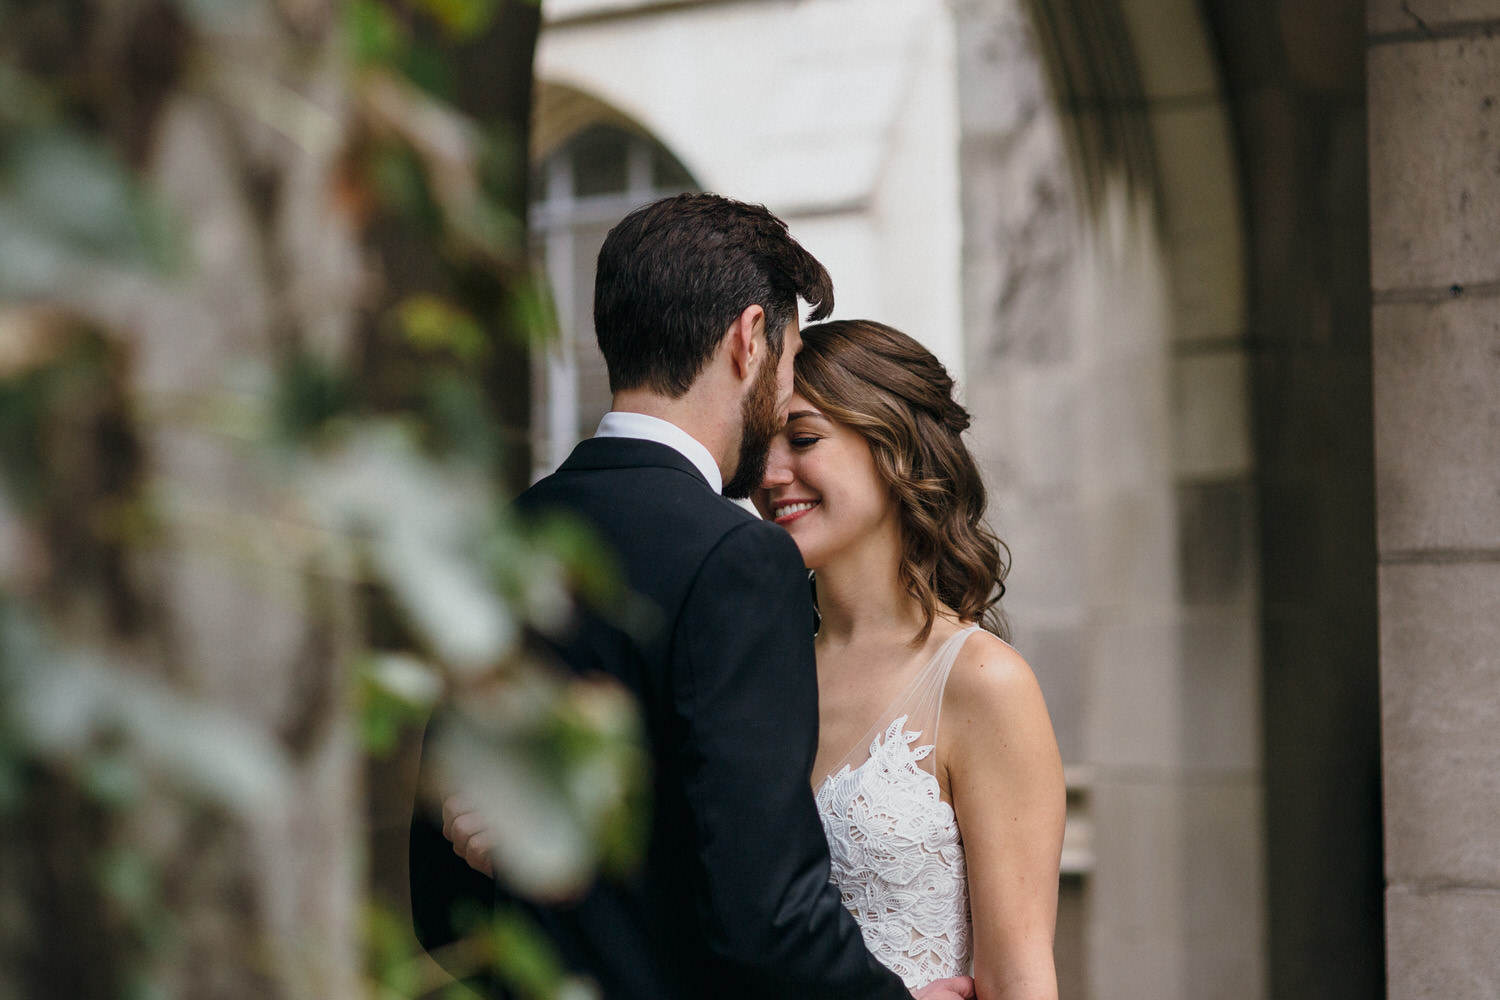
[813,547,924,645]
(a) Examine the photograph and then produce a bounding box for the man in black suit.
[410,193,973,1000]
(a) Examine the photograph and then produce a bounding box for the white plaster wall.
[535,0,966,381]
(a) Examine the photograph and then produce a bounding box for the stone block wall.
[1196,1,1387,994]
[1368,4,1500,994]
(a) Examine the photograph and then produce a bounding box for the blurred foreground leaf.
[431,669,648,900]
[1,605,293,818]
[357,652,444,755]
[0,124,173,296]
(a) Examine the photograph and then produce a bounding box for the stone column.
[1368,3,1500,994]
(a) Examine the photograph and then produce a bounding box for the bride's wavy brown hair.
[794,319,1010,644]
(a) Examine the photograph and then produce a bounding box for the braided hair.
[794,320,1010,644]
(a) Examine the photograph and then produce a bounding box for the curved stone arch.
[530,73,714,192]
[525,81,701,477]
[956,2,1261,998]
[531,80,696,177]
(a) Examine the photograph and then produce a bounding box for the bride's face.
[752,392,896,570]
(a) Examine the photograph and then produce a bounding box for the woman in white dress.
[753,319,1066,1000]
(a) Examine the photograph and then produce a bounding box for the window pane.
[571,126,630,198]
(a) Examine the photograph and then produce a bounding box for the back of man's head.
[594,193,833,397]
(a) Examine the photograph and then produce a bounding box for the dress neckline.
[812,624,982,788]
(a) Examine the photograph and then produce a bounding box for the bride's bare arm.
[941,635,1066,1000]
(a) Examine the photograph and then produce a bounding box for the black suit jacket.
[410,437,910,1000]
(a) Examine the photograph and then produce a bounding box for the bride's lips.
[772,499,820,525]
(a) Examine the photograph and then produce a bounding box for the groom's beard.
[721,355,783,500]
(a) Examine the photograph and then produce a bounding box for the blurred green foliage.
[0,1,638,998]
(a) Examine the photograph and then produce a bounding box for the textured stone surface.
[1183,0,1381,993]
[1182,780,1267,1000]
[1373,296,1500,552]
[1172,351,1252,479]
[1179,608,1259,771]
[1387,886,1500,998]
[990,486,1087,618]
[1010,367,1084,489]
[1118,0,1220,99]
[1369,0,1500,34]
[1381,562,1500,887]
[1019,624,1088,764]
[1369,33,1500,290]
[1276,0,1366,94]
[1176,479,1254,606]
[1086,613,1181,768]
[1082,489,1178,610]
[1149,103,1248,345]
[1088,778,1187,1000]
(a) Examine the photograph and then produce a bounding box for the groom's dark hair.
[594,192,834,397]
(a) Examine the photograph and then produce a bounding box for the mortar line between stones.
[1387,882,1500,896]
[1380,549,1500,566]
[1368,18,1500,45]
[1374,280,1500,305]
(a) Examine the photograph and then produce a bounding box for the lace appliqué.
[815,715,971,989]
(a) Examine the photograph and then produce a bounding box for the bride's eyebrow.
[786,410,824,423]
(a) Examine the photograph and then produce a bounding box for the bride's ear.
[725,304,766,382]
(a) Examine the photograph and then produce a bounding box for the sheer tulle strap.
[818,625,983,784]
[903,625,981,773]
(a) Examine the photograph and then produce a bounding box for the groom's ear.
[725,304,766,382]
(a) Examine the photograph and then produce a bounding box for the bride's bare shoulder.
[949,629,1034,691]
[942,630,1051,739]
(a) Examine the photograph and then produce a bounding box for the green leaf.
[412,0,501,40]
[402,36,457,99]
[506,274,560,349]
[356,653,443,755]
[81,752,143,809]
[0,125,173,295]
[274,351,357,444]
[418,369,496,465]
[96,845,158,915]
[486,907,566,999]
[367,143,443,232]
[397,295,488,362]
[345,0,409,68]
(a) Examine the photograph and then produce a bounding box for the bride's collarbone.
[817,619,968,681]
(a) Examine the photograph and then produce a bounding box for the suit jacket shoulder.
[515,437,776,629]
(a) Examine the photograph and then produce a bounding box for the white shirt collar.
[594,411,723,494]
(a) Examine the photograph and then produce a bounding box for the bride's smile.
[770,499,819,522]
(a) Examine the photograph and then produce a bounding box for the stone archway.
[952,2,1264,997]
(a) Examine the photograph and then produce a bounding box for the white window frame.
[528,128,695,480]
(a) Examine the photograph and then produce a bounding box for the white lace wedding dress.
[814,625,981,989]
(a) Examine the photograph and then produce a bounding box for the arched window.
[529,122,697,478]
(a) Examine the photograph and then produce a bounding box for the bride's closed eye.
[789,434,821,449]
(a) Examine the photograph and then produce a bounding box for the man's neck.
[611,387,737,480]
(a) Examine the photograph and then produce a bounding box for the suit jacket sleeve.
[675,520,911,1000]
